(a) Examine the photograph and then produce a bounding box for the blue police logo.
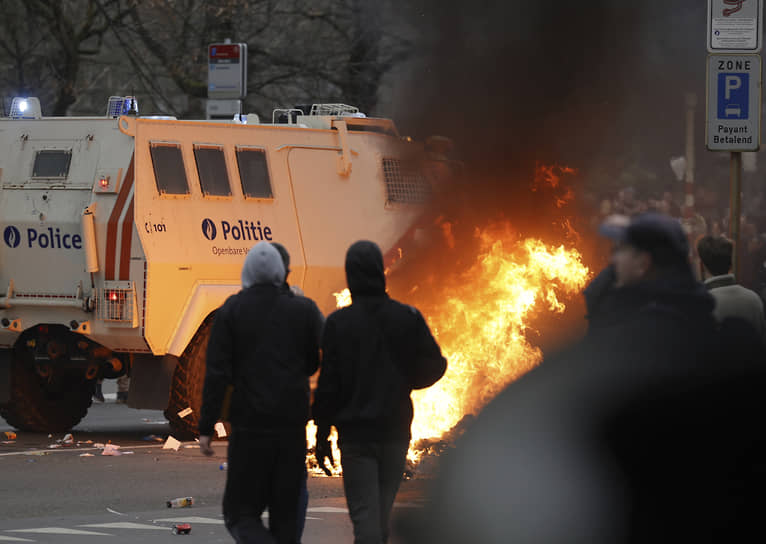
[201,218,217,241]
[3,226,20,248]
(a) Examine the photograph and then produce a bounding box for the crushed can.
[172,523,192,535]
[166,497,194,508]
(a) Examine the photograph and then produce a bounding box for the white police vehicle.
[0,97,451,436]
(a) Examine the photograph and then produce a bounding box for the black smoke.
[390,1,711,200]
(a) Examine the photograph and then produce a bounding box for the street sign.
[708,0,763,53]
[208,42,248,100]
[706,54,761,151]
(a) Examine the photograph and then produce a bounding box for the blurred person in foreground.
[313,240,447,544]
[199,241,323,544]
[271,241,325,543]
[397,213,766,543]
[697,235,765,344]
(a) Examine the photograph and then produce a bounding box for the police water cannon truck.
[0,96,452,436]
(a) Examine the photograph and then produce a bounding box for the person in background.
[313,240,447,544]
[396,214,766,543]
[93,378,105,402]
[199,241,322,544]
[697,235,765,344]
[115,375,129,403]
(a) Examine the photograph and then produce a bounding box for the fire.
[407,231,589,452]
[325,222,590,466]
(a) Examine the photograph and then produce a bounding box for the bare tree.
[104,0,412,118]
[0,0,133,115]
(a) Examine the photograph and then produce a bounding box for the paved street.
[0,383,427,543]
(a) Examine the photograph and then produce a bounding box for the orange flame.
[330,221,590,464]
[532,163,577,208]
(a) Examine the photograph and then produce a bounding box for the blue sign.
[717,73,750,118]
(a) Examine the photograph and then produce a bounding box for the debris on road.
[219,462,228,471]
[172,523,192,535]
[163,436,181,451]
[101,444,122,456]
[214,422,227,438]
[166,497,194,508]
[143,434,164,442]
[80,453,95,457]
[177,407,193,419]
[3,431,16,440]
[61,433,74,444]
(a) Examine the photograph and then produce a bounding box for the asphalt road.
[0,384,428,543]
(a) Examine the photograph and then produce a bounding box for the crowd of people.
[586,184,766,301]
[193,201,765,543]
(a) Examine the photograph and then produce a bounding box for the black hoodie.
[313,241,447,443]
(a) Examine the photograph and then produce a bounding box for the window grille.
[150,143,190,195]
[97,283,135,324]
[194,145,231,197]
[382,158,431,204]
[32,150,72,179]
[236,147,273,198]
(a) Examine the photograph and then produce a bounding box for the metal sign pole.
[729,151,743,278]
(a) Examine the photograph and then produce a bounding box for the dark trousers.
[340,440,409,544]
[224,427,306,544]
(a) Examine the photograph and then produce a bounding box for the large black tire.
[164,315,213,440]
[0,350,93,433]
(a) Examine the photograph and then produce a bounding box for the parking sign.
[706,55,761,150]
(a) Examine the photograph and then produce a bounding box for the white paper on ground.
[163,436,181,451]
[214,422,227,438]
[101,444,122,456]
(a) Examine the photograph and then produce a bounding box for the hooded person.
[198,241,323,544]
[313,240,447,544]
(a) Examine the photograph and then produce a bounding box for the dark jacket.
[398,270,766,544]
[584,265,717,342]
[199,284,322,436]
[313,241,447,443]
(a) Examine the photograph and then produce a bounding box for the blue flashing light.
[106,96,138,118]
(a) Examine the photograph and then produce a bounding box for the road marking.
[307,506,348,513]
[0,536,35,542]
[79,522,168,531]
[0,444,178,457]
[153,516,224,525]
[8,528,111,536]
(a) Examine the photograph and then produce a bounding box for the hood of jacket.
[345,240,386,297]
[241,241,285,288]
